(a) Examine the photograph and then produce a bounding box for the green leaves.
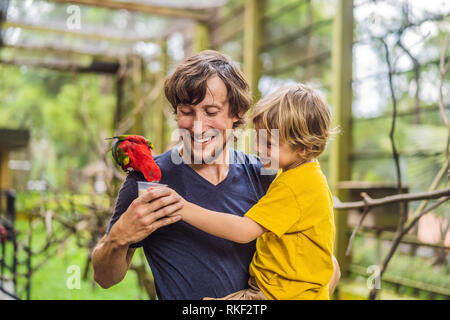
[0,65,115,190]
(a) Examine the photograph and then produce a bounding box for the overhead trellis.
[0,0,227,138]
[0,0,224,71]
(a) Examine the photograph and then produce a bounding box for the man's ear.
[233,111,245,124]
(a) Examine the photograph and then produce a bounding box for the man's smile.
[191,133,218,147]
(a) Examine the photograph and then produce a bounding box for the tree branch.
[334,187,450,210]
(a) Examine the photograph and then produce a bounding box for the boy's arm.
[180,201,266,243]
[329,255,341,296]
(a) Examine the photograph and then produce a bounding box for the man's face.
[176,76,238,164]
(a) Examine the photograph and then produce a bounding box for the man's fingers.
[136,186,171,204]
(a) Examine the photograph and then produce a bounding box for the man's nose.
[193,119,206,137]
[193,114,209,133]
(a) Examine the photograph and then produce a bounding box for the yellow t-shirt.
[245,160,335,300]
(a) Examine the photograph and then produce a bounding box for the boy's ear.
[297,147,310,158]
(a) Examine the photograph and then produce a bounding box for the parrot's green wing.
[111,138,130,167]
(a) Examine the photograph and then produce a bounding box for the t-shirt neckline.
[180,148,237,189]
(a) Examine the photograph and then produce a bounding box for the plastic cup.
[137,181,168,196]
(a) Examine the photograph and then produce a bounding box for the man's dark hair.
[164,50,251,128]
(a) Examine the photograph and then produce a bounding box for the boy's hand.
[163,187,187,215]
[110,187,184,248]
[150,187,186,216]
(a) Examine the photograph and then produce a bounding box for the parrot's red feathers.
[118,139,162,182]
[122,135,148,145]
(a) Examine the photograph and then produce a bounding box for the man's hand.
[109,187,184,248]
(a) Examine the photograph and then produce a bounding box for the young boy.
[172,83,335,300]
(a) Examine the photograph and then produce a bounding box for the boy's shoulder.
[276,160,328,192]
[231,148,277,183]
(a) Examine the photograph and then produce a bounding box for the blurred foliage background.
[0,0,448,300]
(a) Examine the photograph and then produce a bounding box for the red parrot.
[107,135,161,183]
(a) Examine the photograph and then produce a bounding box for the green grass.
[28,238,142,300]
[4,218,145,300]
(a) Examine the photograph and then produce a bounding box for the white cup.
[137,181,167,196]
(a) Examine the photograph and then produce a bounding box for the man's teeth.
[194,136,213,143]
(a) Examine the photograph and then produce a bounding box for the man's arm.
[179,201,266,243]
[92,232,136,289]
[92,187,183,289]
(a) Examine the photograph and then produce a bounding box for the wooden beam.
[353,228,450,251]
[0,129,30,150]
[350,264,450,297]
[243,0,265,104]
[46,0,213,22]
[2,43,121,61]
[0,57,119,74]
[2,20,158,43]
[330,0,354,278]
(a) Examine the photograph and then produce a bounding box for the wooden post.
[150,39,170,154]
[0,148,10,215]
[131,55,144,135]
[0,146,12,215]
[113,74,125,131]
[243,0,265,104]
[330,0,354,278]
[242,0,265,154]
[193,21,211,53]
[159,39,170,153]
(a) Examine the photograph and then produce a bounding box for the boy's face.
[176,76,239,164]
[255,128,302,171]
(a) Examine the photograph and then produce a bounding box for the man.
[92,50,340,299]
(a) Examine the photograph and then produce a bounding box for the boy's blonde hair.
[252,83,334,161]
